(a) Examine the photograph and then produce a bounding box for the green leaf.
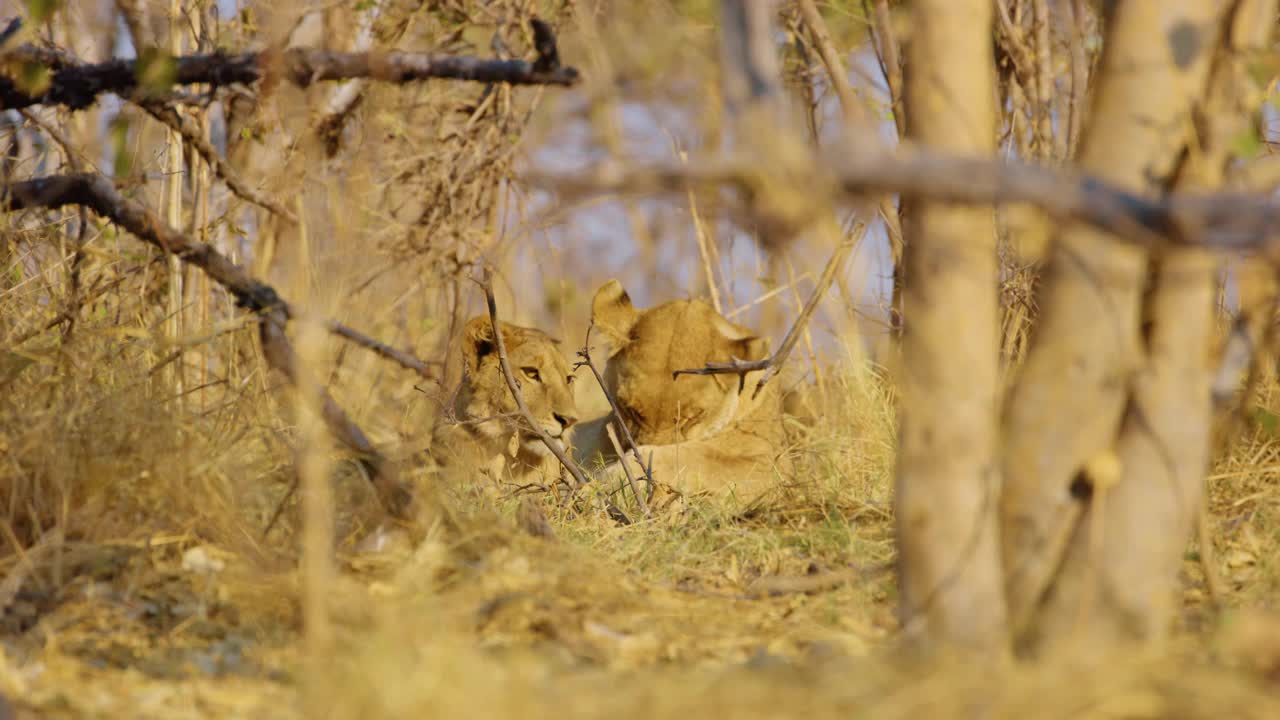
[25,0,62,24]
[135,47,178,96]
[15,61,51,95]
[109,116,132,177]
[1246,49,1280,88]
[1231,126,1264,161]
[1253,406,1279,436]
[0,351,37,385]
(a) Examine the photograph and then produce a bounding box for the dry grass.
[4,1,1280,718]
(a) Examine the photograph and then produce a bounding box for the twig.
[1065,0,1089,158]
[605,423,650,518]
[477,267,591,490]
[112,0,150,52]
[576,322,655,489]
[744,562,893,598]
[726,271,811,318]
[796,0,864,126]
[672,142,725,315]
[674,224,862,397]
[0,19,580,111]
[0,16,22,49]
[866,0,904,137]
[134,98,296,222]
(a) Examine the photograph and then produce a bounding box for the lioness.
[575,280,790,502]
[431,315,579,484]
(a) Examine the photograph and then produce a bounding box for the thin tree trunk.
[894,0,1007,655]
[1027,0,1273,655]
[1000,0,1224,655]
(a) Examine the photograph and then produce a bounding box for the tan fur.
[575,280,790,502]
[432,316,579,484]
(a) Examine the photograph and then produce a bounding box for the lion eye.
[520,366,541,382]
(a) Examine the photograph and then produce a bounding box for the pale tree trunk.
[893,0,1007,655]
[1026,0,1276,655]
[999,1,1228,655]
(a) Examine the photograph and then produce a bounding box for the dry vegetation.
[4,1,1280,718]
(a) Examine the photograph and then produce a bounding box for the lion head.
[590,279,771,446]
[448,316,579,466]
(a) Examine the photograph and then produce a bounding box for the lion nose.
[554,411,578,430]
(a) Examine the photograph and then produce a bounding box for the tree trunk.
[1030,0,1275,654]
[893,0,1007,655]
[1000,1,1228,656]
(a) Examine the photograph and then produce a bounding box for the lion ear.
[591,279,640,346]
[462,316,502,376]
[734,335,770,362]
[712,314,769,362]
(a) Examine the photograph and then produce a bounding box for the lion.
[430,315,580,485]
[573,279,791,503]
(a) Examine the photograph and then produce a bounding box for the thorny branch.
[0,17,580,111]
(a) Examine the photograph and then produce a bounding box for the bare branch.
[133,98,296,222]
[528,138,1280,252]
[477,267,591,490]
[0,17,580,111]
[1,173,437,380]
[2,172,427,517]
[795,0,864,125]
[866,0,904,137]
